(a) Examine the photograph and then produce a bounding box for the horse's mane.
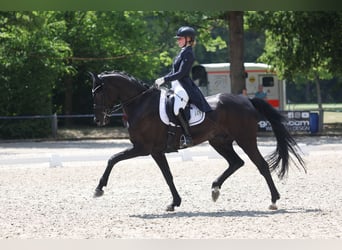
[100,70,149,90]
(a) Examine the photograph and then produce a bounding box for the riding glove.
[155,77,165,87]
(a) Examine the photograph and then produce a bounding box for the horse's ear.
[88,72,99,88]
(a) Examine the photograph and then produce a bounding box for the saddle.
[165,89,190,126]
[159,89,205,127]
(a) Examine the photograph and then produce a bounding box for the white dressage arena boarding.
[0,139,307,168]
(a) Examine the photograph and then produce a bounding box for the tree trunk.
[314,73,324,132]
[64,76,73,126]
[228,11,245,94]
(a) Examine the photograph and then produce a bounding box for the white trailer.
[192,62,286,110]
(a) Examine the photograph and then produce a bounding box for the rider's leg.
[177,109,193,148]
[171,81,193,148]
[172,80,188,116]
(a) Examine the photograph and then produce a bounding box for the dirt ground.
[0,136,341,239]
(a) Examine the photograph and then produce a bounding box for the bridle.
[92,82,111,119]
[92,80,153,118]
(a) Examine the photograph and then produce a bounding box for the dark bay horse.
[91,71,305,212]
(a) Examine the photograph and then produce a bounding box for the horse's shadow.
[130,208,321,220]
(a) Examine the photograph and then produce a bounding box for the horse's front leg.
[94,146,145,197]
[151,152,181,212]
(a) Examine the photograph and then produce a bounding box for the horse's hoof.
[211,187,220,202]
[268,203,278,210]
[166,205,175,212]
[93,189,104,198]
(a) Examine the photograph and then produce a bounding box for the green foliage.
[247,11,342,81]
[0,11,70,139]
[0,119,51,139]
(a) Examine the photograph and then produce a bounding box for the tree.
[248,11,342,131]
[227,11,245,94]
[0,11,70,138]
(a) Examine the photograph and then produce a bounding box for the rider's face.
[177,37,186,47]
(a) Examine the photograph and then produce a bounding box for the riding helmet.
[175,26,196,40]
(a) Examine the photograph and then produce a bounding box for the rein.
[120,87,153,108]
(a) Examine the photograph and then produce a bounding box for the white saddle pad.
[159,89,205,127]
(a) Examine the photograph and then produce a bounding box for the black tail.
[250,97,306,179]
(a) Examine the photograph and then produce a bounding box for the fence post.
[51,113,58,138]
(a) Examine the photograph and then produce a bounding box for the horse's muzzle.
[94,116,109,127]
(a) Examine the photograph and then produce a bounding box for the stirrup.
[179,134,193,148]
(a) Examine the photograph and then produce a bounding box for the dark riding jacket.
[163,46,212,113]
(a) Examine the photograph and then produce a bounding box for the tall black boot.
[177,109,193,148]
[165,126,178,153]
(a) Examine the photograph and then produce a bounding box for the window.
[262,76,274,87]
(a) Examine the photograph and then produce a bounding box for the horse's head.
[91,70,149,126]
[90,72,111,126]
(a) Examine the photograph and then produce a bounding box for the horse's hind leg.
[237,138,280,210]
[209,138,245,202]
[151,152,181,212]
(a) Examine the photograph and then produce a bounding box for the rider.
[155,26,212,148]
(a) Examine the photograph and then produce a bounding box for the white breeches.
[171,80,189,116]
